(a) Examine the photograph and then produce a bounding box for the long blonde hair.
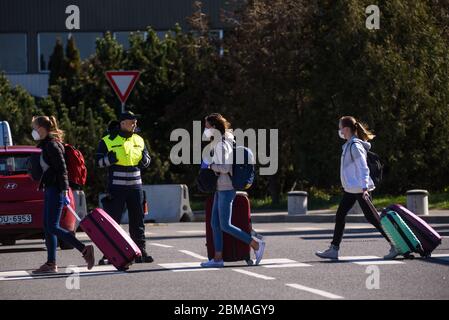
[32,116,65,142]
[340,116,375,141]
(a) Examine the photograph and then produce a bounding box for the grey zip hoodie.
[340,136,375,194]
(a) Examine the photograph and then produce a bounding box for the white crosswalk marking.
[263,263,312,268]
[259,258,311,268]
[232,269,275,280]
[148,243,173,248]
[259,258,297,265]
[430,254,449,261]
[0,265,122,281]
[338,256,404,265]
[158,262,218,272]
[178,250,208,260]
[285,283,344,299]
[176,230,205,234]
[286,227,323,231]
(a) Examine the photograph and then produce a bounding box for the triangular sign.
[105,71,140,104]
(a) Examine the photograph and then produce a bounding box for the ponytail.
[340,116,375,141]
[354,121,375,141]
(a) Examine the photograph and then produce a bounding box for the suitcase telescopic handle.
[66,205,82,223]
[363,194,381,222]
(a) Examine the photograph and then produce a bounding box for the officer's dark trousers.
[103,187,146,250]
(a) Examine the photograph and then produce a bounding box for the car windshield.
[0,154,31,176]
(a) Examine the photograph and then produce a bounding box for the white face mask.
[203,128,214,139]
[338,129,345,140]
[32,129,41,141]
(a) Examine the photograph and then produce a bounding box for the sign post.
[105,70,140,113]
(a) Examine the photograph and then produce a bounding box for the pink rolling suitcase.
[384,204,441,257]
[67,206,141,271]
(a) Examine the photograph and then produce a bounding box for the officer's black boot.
[135,249,154,263]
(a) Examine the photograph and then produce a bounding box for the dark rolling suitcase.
[205,192,256,266]
[384,204,441,257]
[364,196,423,258]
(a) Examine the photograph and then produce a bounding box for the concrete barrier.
[288,191,308,215]
[99,184,193,223]
[406,189,429,216]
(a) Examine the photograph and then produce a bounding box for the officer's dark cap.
[119,111,139,121]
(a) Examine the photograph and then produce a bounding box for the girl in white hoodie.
[316,116,397,260]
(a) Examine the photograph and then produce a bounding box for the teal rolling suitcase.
[380,210,423,258]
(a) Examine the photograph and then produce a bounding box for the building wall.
[0,0,228,96]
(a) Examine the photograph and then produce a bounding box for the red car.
[0,145,76,248]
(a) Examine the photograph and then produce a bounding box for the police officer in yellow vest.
[96,111,153,264]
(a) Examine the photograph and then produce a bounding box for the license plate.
[0,214,33,225]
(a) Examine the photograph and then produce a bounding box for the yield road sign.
[105,71,140,110]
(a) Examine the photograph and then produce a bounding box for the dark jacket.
[38,135,69,192]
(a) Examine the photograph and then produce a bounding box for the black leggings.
[331,192,390,247]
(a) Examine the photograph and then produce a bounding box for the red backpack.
[64,144,87,189]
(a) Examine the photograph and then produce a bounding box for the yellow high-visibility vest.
[102,134,144,167]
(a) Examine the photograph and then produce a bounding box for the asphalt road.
[1,222,448,300]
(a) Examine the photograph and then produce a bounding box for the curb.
[192,211,449,224]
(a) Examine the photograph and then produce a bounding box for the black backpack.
[349,141,384,185]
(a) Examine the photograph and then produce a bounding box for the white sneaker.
[383,245,399,260]
[254,239,266,265]
[315,245,339,260]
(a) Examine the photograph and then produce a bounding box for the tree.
[302,0,449,192]
[219,0,317,202]
[0,73,41,145]
[64,35,81,80]
[48,38,65,86]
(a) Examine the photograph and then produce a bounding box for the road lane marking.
[176,230,205,234]
[158,262,218,272]
[353,260,404,265]
[179,250,208,260]
[149,243,173,248]
[258,258,311,268]
[263,263,311,268]
[338,255,379,260]
[232,269,275,280]
[0,265,122,281]
[259,258,297,265]
[286,227,323,231]
[430,254,449,261]
[285,283,344,299]
[339,256,404,265]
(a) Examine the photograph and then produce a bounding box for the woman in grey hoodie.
[316,116,396,260]
[200,113,266,268]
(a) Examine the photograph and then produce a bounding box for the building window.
[114,31,146,50]
[70,33,102,60]
[0,34,27,73]
[114,31,171,50]
[38,32,102,72]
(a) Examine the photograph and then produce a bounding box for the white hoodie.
[210,131,234,191]
[340,136,375,194]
